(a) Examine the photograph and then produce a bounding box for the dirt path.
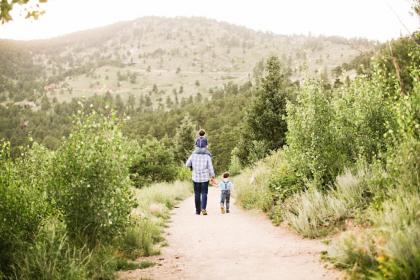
[119,187,342,280]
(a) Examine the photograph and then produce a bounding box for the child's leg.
[225,191,231,211]
[220,191,225,207]
[220,191,226,213]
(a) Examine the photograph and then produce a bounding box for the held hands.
[210,177,218,186]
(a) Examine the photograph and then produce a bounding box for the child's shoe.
[226,209,230,213]
[201,209,208,215]
[221,207,225,214]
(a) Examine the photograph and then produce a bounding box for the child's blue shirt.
[218,180,233,191]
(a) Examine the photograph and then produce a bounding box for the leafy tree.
[0,0,48,23]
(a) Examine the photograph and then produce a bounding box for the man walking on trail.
[186,153,215,215]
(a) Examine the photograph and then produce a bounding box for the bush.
[0,142,53,275]
[388,138,420,192]
[228,147,242,176]
[130,138,178,188]
[175,166,192,182]
[285,81,343,187]
[332,77,394,164]
[268,157,303,202]
[52,112,135,247]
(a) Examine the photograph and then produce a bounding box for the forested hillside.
[0,17,375,106]
[0,17,378,173]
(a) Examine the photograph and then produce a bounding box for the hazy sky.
[0,0,418,41]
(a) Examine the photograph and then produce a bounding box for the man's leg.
[193,181,201,214]
[201,181,209,210]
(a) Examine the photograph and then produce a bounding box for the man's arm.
[207,156,215,178]
[186,155,192,168]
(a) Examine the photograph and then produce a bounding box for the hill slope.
[1,17,376,107]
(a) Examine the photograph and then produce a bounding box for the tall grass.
[234,152,283,212]
[284,170,373,238]
[13,221,91,280]
[328,191,420,279]
[134,181,192,218]
[119,181,192,260]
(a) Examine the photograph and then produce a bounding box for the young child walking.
[218,172,233,214]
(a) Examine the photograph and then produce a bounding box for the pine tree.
[173,115,196,163]
[245,55,292,152]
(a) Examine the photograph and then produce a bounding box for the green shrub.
[175,166,192,181]
[268,158,303,202]
[285,81,344,187]
[130,138,178,188]
[234,164,273,212]
[0,142,53,275]
[228,147,242,176]
[52,112,135,247]
[284,186,344,238]
[332,77,394,164]
[388,138,420,192]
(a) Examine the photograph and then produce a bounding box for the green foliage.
[240,56,293,163]
[332,77,394,164]
[228,147,242,176]
[173,115,195,163]
[375,33,420,94]
[175,165,192,181]
[130,138,178,188]
[119,219,160,259]
[285,81,341,187]
[327,232,378,275]
[388,138,420,192]
[283,170,377,238]
[234,151,283,213]
[268,156,303,203]
[0,142,53,275]
[52,112,135,247]
[0,0,48,23]
[13,221,91,280]
[328,191,420,280]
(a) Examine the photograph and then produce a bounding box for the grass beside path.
[119,181,192,263]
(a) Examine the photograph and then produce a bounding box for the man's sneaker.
[201,209,208,215]
[196,211,201,215]
[221,207,225,214]
[226,209,230,213]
